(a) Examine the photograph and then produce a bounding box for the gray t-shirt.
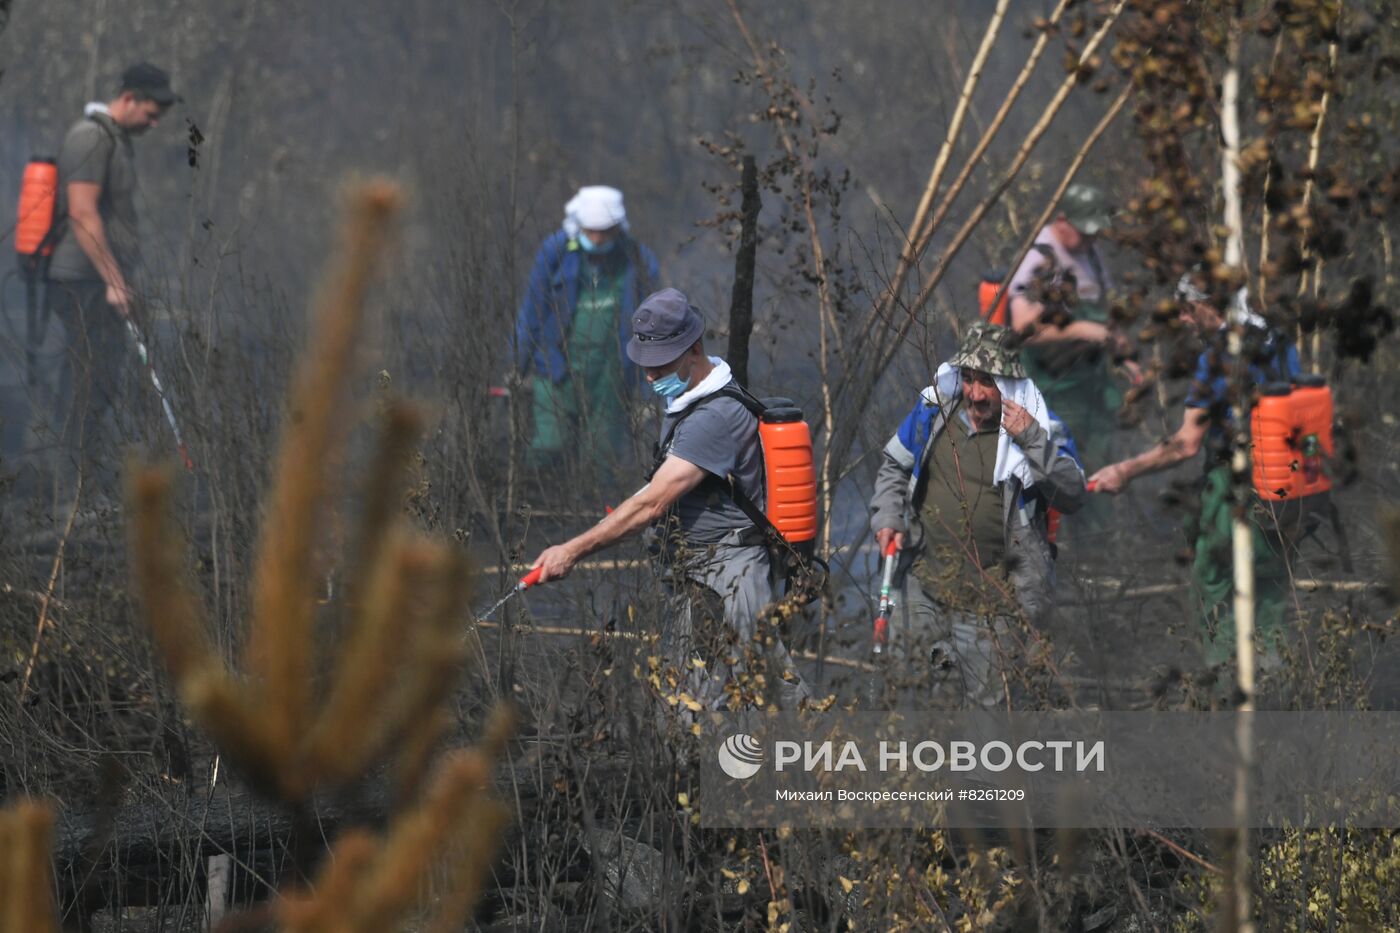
[49,113,140,282]
[658,382,765,545]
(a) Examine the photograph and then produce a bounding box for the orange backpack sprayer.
[14,157,61,388]
[978,267,1011,326]
[1247,372,1350,567]
[16,158,59,267]
[1251,375,1333,500]
[755,397,819,557]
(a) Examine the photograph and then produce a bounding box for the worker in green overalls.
[1007,183,1138,534]
[1007,184,1139,471]
[1088,274,1298,667]
[512,187,660,484]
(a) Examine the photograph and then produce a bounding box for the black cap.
[121,62,179,106]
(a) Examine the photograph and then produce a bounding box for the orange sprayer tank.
[1251,376,1333,501]
[978,268,1010,326]
[15,159,58,258]
[757,404,818,546]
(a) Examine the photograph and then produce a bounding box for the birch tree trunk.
[1221,17,1256,933]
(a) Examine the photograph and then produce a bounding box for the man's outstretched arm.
[530,454,707,581]
[1090,406,1210,493]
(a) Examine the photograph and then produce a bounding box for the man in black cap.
[530,287,810,712]
[46,62,177,498]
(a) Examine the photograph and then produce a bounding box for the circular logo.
[717,733,764,780]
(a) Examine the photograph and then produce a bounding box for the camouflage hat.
[1061,182,1111,235]
[949,321,1026,379]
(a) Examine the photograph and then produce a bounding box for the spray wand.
[477,566,544,621]
[125,320,194,471]
[872,537,899,656]
[476,498,622,622]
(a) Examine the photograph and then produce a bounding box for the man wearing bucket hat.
[529,288,810,711]
[869,322,1086,708]
[511,185,659,479]
[1007,183,1136,477]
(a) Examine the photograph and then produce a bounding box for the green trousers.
[1191,465,1290,666]
[527,267,628,471]
[1022,300,1121,472]
[528,370,624,469]
[1025,349,1120,538]
[1032,368,1119,471]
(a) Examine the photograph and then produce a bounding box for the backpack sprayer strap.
[717,470,827,595]
[717,472,781,550]
[648,384,764,479]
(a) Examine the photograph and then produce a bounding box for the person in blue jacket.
[1091,275,1301,668]
[512,186,659,473]
[869,323,1087,708]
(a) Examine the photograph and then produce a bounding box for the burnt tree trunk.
[727,155,760,388]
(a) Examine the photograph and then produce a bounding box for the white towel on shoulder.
[667,357,733,413]
[922,362,1053,488]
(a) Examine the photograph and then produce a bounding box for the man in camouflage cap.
[948,319,1027,376]
[868,321,1086,708]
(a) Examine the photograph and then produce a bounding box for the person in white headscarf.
[868,322,1086,708]
[511,186,659,477]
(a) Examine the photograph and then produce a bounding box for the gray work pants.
[883,573,1017,710]
[658,536,811,713]
[47,278,128,498]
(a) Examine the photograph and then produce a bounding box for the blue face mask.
[650,371,690,399]
[578,230,617,255]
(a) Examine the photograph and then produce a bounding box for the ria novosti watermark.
[769,737,1104,774]
[700,712,1400,829]
[717,733,765,780]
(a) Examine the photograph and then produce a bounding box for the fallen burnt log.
[47,746,644,917]
[52,774,396,919]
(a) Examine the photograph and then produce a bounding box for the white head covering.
[563,186,628,237]
[1228,286,1267,329]
[1177,271,1264,329]
[922,362,1056,489]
